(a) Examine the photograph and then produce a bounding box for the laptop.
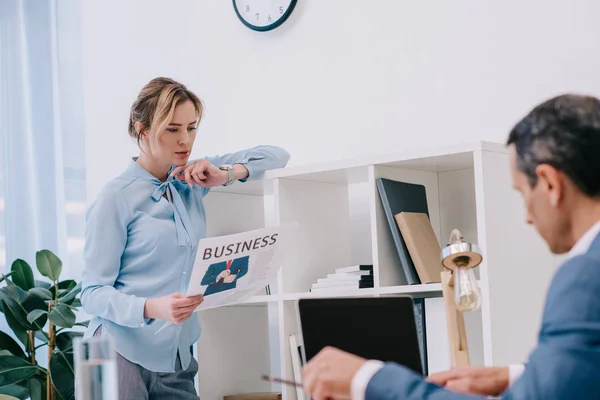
[296,296,424,375]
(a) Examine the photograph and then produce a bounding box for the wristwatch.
[219,164,235,186]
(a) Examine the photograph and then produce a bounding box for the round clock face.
[233,0,297,32]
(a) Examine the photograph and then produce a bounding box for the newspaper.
[155,224,294,334]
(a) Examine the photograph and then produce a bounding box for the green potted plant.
[0,249,87,400]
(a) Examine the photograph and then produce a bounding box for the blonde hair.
[128,77,204,147]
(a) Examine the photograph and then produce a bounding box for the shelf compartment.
[371,162,479,288]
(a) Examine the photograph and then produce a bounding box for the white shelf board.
[264,141,506,182]
[217,294,278,308]
[378,283,443,298]
[273,165,371,185]
[218,283,450,307]
[276,284,443,302]
[200,284,445,308]
[209,179,265,196]
[380,152,473,172]
[279,288,379,301]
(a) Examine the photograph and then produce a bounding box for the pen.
[154,321,172,335]
[261,374,303,388]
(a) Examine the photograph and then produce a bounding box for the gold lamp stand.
[440,229,483,368]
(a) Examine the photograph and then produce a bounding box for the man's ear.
[536,164,563,206]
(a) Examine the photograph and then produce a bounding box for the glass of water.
[73,336,118,399]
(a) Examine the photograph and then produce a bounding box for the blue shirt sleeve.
[203,144,290,182]
[81,186,154,328]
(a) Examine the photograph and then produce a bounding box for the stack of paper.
[309,265,373,292]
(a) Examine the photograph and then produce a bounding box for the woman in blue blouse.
[80,77,290,399]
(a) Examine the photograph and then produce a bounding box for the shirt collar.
[126,158,177,183]
[568,220,600,259]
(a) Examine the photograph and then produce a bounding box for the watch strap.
[220,165,235,186]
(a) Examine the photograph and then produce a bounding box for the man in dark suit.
[200,255,249,296]
[302,94,600,399]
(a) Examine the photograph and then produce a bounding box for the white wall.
[82,0,600,201]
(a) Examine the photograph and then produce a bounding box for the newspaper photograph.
[156,223,295,334]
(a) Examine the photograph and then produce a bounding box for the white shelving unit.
[196,141,560,400]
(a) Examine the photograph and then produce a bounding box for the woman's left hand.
[171,160,227,188]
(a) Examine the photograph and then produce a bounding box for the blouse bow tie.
[151,177,192,248]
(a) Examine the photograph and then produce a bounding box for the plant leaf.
[0,355,38,387]
[10,260,34,291]
[28,376,44,400]
[0,288,30,330]
[34,331,48,344]
[0,332,25,360]
[0,287,47,333]
[57,281,76,291]
[59,282,81,305]
[48,305,75,328]
[26,310,47,324]
[35,250,62,282]
[0,394,22,400]
[27,288,53,301]
[33,280,51,290]
[0,383,29,399]
[21,294,48,331]
[49,350,74,400]
[55,332,83,353]
[2,303,27,348]
[67,299,81,308]
[0,272,13,286]
[0,286,25,304]
[73,320,89,328]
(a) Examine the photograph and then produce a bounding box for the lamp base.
[441,270,470,367]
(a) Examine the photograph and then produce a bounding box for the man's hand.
[427,366,509,396]
[216,270,230,281]
[144,293,204,324]
[302,346,368,400]
[171,160,227,188]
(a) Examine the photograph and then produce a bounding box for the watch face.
[233,0,297,32]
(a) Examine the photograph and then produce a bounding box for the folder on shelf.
[394,212,443,284]
[413,297,428,374]
[376,178,430,285]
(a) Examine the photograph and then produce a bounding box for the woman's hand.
[170,160,227,188]
[144,293,204,324]
[170,161,249,188]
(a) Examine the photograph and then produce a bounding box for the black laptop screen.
[298,297,424,375]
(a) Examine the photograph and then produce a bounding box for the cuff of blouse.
[139,298,155,327]
[234,162,251,182]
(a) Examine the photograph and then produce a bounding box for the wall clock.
[233,0,297,32]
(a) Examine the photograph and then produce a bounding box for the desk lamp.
[440,229,483,367]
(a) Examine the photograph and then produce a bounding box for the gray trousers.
[116,352,199,400]
[94,326,199,400]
